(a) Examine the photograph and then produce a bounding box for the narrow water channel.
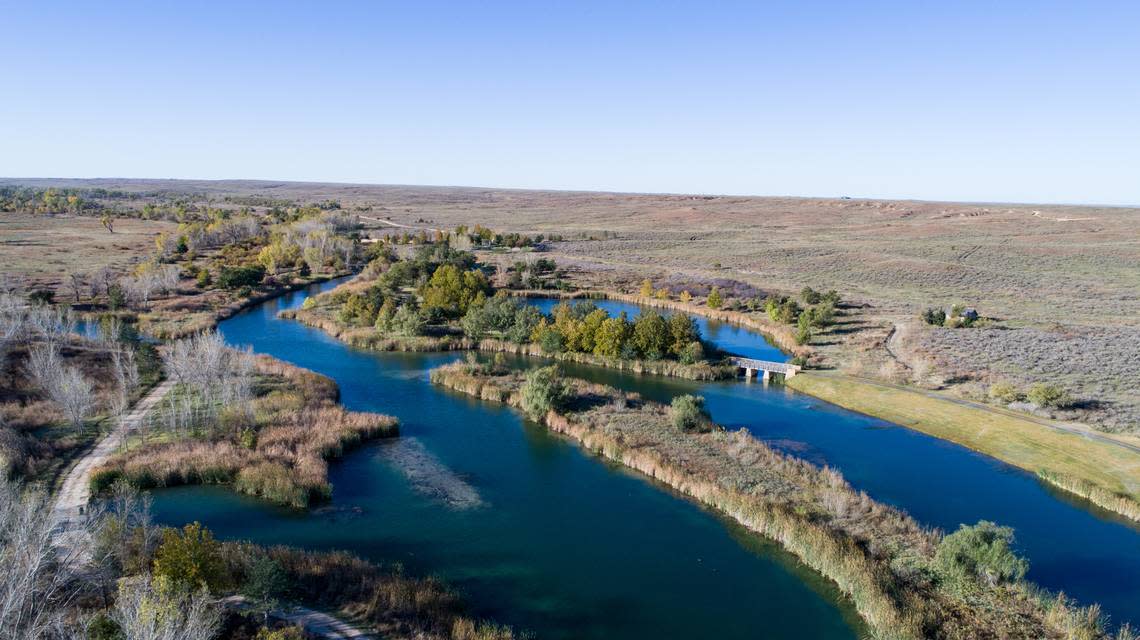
[147,282,1140,634]
[151,282,865,639]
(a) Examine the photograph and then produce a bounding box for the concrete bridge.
[729,357,801,381]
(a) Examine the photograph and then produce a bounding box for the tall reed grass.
[430,362,1117,640]
[1038,469,1140,523]
[91,357,397,507]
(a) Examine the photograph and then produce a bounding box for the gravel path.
[219,596,375,639]
[50,379,176,558]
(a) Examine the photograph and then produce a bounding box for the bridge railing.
[728,357,801,377]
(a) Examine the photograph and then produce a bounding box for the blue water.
[150,281,863,639]
[149,281,1140,633]
[526,297,788,362]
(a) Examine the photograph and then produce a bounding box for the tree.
[531,321,564,354]
[519,365,567,420]
[795,313,813,345]
[639,279,654,297]
[390,304,425,336]
[421,264,489,318]
[670,394,712,432]
[593,315,632,358]
[242,555,289,624]
[576,309,608,354]
[152,522,228,593]
[677,341,705,365]
[113,575,220,640]
[988,382,1021,404]
[800,286,822,304]
[1026,383,1072,409]
[632,311,670,360]
[934,521,1028,593]
[922,308,946,326]
[0,477,97,639]
[217,265,266,290]
[679,290,692,304]
[706,287,723,309]
[667,313,700,356]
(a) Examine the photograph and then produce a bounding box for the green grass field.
[787,372,1140,517]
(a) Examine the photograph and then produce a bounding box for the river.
[148,282,1139,635]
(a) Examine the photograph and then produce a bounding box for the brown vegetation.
[91,356,398,507]
[431,362,1118,640]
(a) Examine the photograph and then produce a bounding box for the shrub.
[677,341,705,365]
[800,286,822,305]
[706,287,723,309]
[934,521,1028,594]
[196,269,212,288]
[988,382,1022,404]
[1026,383,1072,408]
[532,322,565,354]
[795,314,813,345]
[519,366,567,419]
[218,265,266,290]
[152,522,230,592]
[922,308,946,326]
[670,394,711,432]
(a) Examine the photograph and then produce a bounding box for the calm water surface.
[149,283,1140,634]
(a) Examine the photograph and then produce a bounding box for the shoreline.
[284,276,1140,523]
[429,362,1097,639]
[787,372,1140,524]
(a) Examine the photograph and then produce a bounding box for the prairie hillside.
[3,178,1138,433]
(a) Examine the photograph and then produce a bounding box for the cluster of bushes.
[922,303,981,328]
[531,301,706,363]
[766,287,840,344]
[453,224,556,249]
[989,381,1074,409]
[504,257,562,289]
[334,245,488,334]
[461,293,545,342]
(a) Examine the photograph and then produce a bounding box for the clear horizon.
[3,1,1138,206]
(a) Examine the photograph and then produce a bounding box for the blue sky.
[2,1,1138,204]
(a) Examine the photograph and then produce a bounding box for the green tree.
[593,315,632,358]
[577,309,608,353]
[242,556,289,623]
[531,320,565,354]
[934,521,1028,594]
[632,311,670,360]
[795,313,813,345]
[390,304,425,336]
[639,279,654,297]
[679,290,692,303]
[421,264,489,318]
[677,340,705,365]
[667,313,700,356]
[800,286,822,304]
[520,366,567,419]
[670,394,712,432]
[152,522,228,593]
[706,287,723,309]
[1026,383,1072,408]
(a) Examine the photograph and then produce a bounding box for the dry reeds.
[91,357,397,507]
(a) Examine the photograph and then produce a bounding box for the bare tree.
[89,267,116,300]
[51,367,96,429]
[0,478,94,640]
[0,295,25,375]
[112,576,220,640]
[27,343,63,393]
[64,273,85,305]
[28,344,96,429]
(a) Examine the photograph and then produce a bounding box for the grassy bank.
[787,372,1140,523]
[91,356,398,507]
[430,362,1109,640]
